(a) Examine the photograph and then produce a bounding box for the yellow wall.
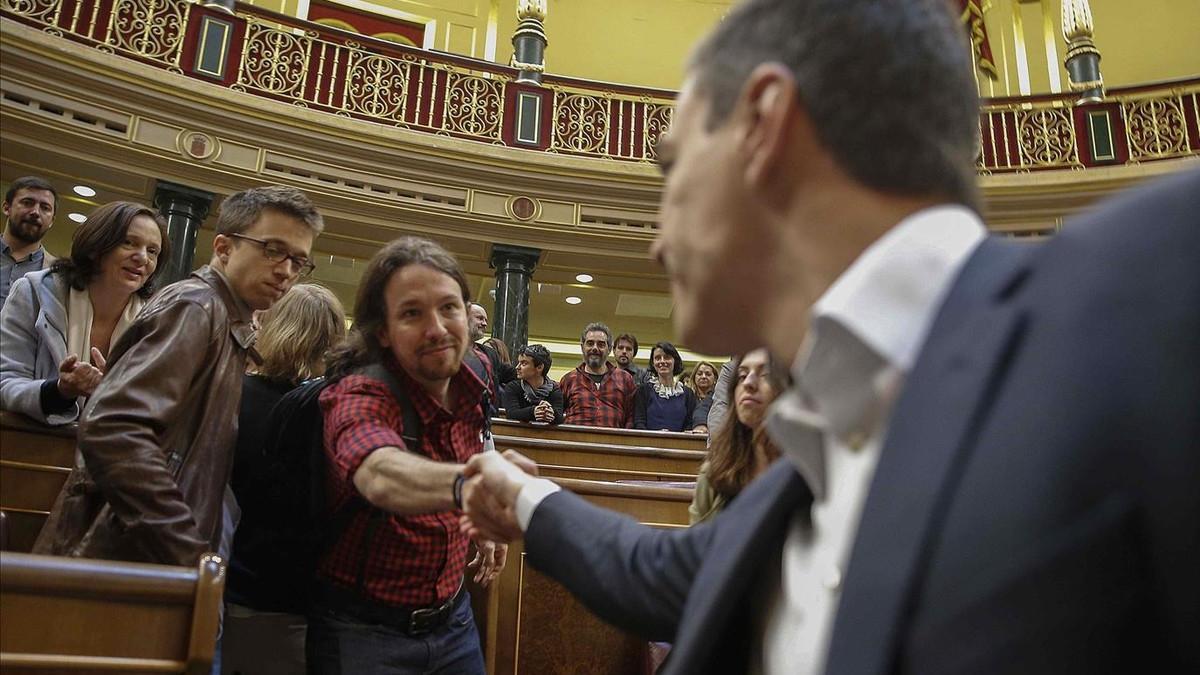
[249,0,1198,92]
[976,0,1199,97]
[247,0,502,60]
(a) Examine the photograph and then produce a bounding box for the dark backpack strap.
[346,363,426,593]
[358,362,422,447]
[463,347,495,438]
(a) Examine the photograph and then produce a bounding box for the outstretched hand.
[459,450,540,543]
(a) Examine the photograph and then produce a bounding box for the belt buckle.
[407,606,440,636]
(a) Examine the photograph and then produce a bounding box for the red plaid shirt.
[317,356,489,607]
[559,361,636,428]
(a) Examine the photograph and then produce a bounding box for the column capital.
[489,244,542,272]
[153,180,214,221]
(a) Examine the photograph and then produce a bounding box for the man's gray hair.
[580,322,613,346]
[688,0,980,209]
[217,185,324,236]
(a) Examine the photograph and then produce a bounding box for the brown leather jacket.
[34,266,256,565]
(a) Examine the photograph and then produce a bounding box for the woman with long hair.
[689,348,787,524]
[0,201,169,424]
[688,360,719,434]
[633,341,698,432]
[222,283,346,675]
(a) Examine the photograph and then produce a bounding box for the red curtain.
[957,0,998,79]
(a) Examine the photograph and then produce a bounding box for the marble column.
[153,181,214,286]
[488,244,542,355]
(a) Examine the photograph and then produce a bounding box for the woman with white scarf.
[501,343,564,424]
[633,341,698,432]
[0,201,169,425]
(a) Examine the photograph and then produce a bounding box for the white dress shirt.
[756,205,985,674]
[515,205,986,674]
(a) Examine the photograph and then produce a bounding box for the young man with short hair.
[1,176,58,306]
[613,332,650,385]
[558,322,636,428]
[501,343,564,425]
[36,185,323,566]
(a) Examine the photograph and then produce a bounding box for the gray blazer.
[0,268,79,425]
[704,360,735,436]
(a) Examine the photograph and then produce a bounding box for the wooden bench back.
[0,552,225,675]
[0,413,75,552]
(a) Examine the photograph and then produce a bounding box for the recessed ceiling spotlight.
[72,185,97,197]
[575,273,594,283]
[68,213,87,223]
[565,296,582,305]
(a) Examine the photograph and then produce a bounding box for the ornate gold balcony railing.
[3,0,1197,170]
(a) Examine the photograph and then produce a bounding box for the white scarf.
[66,286,144,364]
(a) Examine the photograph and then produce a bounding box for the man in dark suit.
[459,0,1200,672]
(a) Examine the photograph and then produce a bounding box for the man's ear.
[212,234,232,265]
[738,63,801,189]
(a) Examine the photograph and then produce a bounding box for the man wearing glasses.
[36,186,323,569]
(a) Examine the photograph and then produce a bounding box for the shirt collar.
[197,265,258,355]
[810,204,986,373]
[766,205,986,499]
[0,238,45,263]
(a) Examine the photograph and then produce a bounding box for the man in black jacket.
[467,301,515,401]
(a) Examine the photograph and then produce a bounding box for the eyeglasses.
[228,233,316,277]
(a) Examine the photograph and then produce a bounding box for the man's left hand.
[468,539,508,587]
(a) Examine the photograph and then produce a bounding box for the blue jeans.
[305,594,484,675]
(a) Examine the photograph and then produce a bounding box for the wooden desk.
[485,478,693,675]
[493,419,706,483]
[0,413,75,552]
[492,419,707,452]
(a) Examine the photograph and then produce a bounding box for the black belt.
[314,580,465,636]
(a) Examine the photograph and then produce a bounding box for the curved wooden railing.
[0,410,698,675]
[0,410,693,675]
[2,0,1196,173]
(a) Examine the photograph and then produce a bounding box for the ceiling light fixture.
[72,185,97,197]
[575,273,594,283]
[68,213,87,223]
[565,296,582,305]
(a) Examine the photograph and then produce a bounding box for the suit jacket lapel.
[665,462,812,675]
[825,238,1033,675]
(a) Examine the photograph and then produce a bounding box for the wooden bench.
[0,413,75,552]
[0,552,226,674]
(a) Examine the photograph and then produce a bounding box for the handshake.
[458,450,543,544]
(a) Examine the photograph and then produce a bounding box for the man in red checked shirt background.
[310,235,504,674]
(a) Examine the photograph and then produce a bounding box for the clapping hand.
[57,349,107,398]
[459,450,540,543]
